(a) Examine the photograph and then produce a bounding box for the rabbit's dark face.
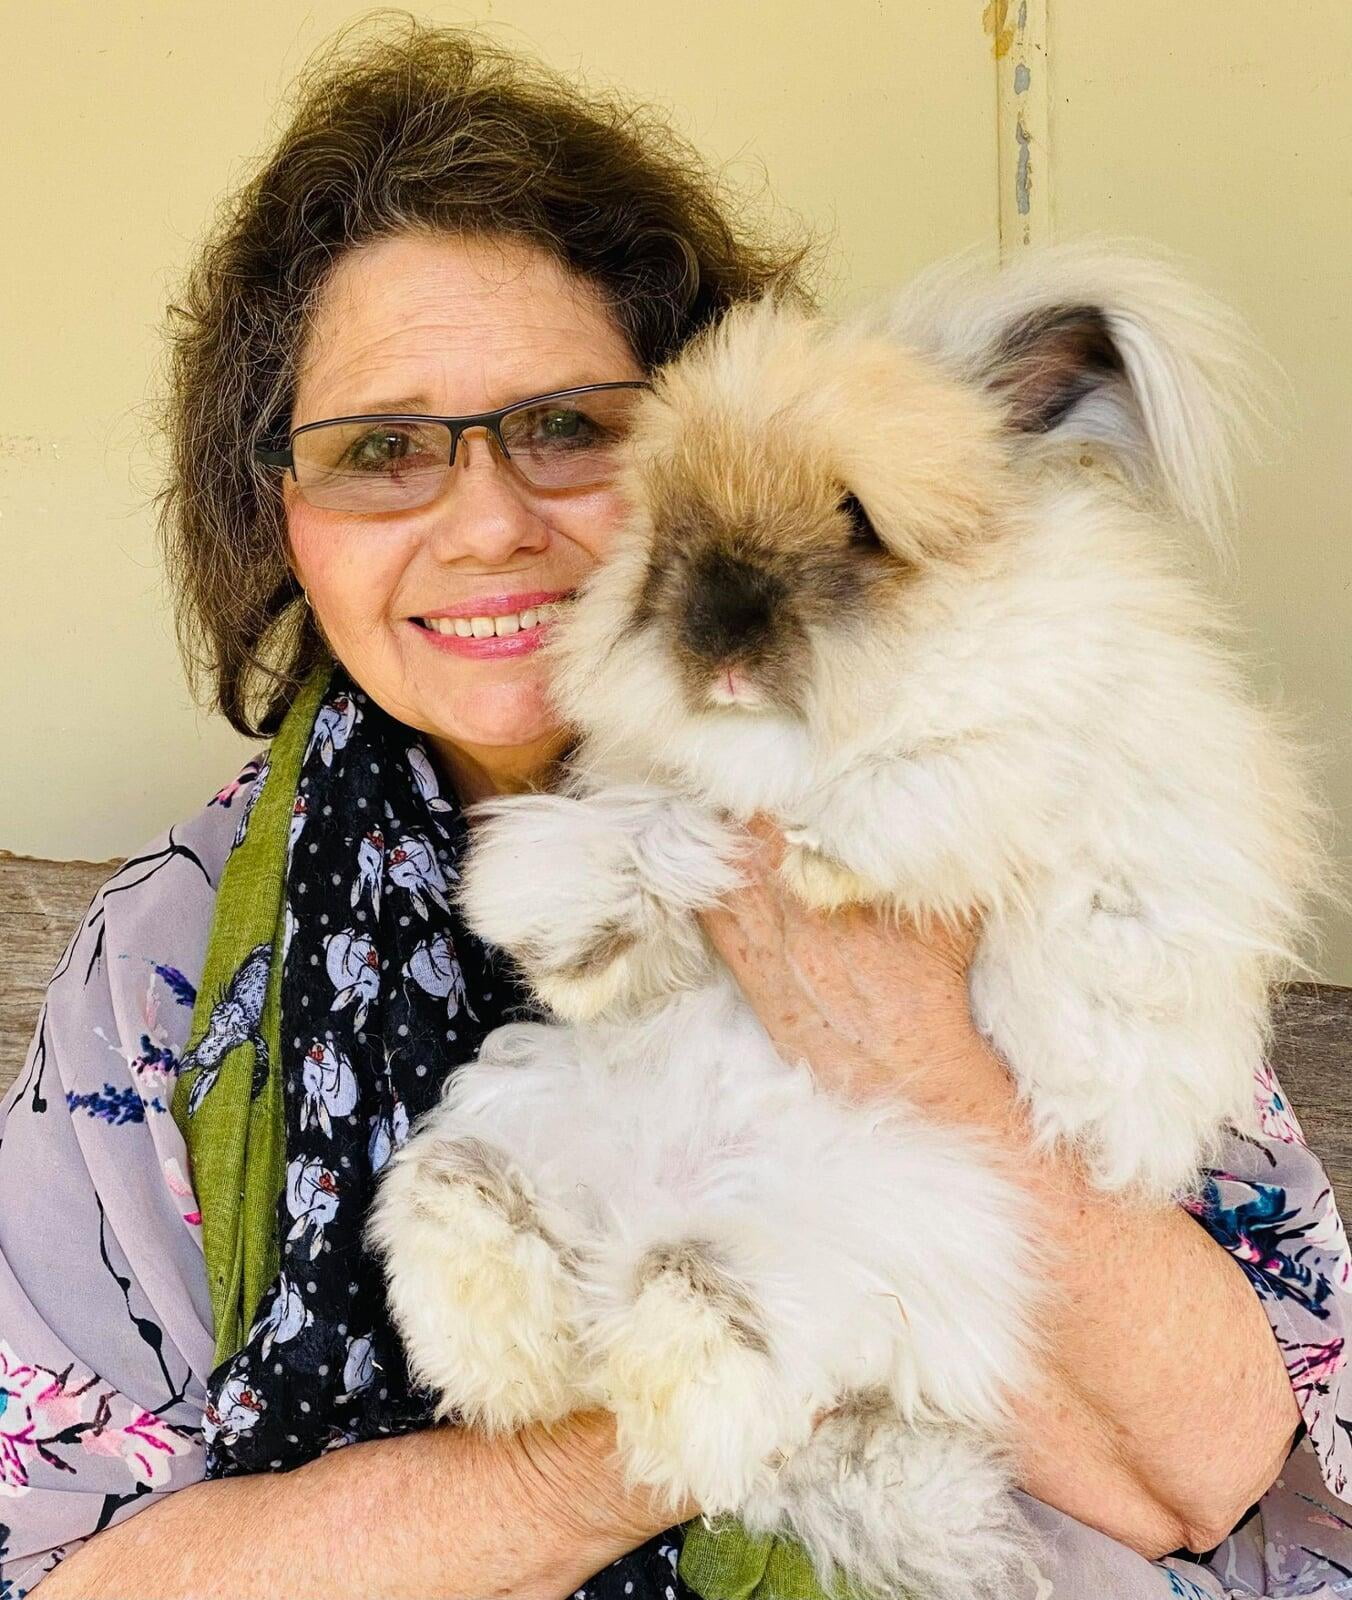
[607,299,1015,721]
[629,464,904,717]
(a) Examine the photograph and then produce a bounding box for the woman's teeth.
[420,601,567,638]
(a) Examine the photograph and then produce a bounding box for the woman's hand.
[508,1409,697,1563]
[701,818,1001,1120]
[37,1410,687,1600]
[700,818,1300,1560]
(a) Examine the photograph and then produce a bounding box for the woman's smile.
[408,589,574,658]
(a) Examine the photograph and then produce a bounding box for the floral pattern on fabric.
[0,749,1350,1596]
[0,813,226,1595]
[1190,1110,1352,1507]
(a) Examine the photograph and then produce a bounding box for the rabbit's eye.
[839,492,883,551]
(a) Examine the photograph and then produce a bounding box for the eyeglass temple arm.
[255,443,294,470]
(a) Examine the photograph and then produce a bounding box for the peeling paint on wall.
[994,0,1051,254]
[1015,113,1033,214]
[982,0,1014,59]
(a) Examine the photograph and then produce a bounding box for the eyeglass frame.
[253,380,652,500]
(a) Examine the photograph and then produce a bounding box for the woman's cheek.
[567,485,632,560]
[287,508,406,647]
[285,501,341,606]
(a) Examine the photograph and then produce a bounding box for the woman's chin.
[419,671,562,754]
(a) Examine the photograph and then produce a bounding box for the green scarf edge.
[172,665,330,1364]
[678,1520,868,1599]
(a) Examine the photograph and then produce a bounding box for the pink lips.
[409,589,570,660]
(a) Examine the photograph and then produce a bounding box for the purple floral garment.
[2,759,1352,1598]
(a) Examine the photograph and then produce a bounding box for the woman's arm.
[702,823,1300,1560]
[37,1410,679,1600]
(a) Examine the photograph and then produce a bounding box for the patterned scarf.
[170,663,834,1599]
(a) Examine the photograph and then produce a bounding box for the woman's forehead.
[293,232,639,417]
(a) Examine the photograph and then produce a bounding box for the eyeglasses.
[254,381,651,512]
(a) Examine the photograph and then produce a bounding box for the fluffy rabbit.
[371,242,1324,1599]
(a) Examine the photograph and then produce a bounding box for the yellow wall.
[3,2,1349,979]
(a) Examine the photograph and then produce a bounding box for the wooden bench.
[3,851,1349,1207]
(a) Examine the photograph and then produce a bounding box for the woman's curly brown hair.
[158,13,812,737]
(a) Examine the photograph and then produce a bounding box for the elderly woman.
[2,22,1350,1600]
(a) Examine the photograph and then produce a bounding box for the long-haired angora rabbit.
[370,242,1326,1599]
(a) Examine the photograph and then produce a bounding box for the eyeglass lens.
[289,388,643,511]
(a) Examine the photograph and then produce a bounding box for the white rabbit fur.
[369,241,1325,1598]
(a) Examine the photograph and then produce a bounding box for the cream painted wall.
[1045,6,1352,982]
[3,3,1349,977]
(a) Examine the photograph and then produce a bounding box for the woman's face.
[284,231,645,788]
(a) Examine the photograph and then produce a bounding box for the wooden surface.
[1,852,120,1096]
[1271,983,1352,1207]
[2,856,1349,1209]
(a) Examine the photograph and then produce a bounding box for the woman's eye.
[522,407,603,448]
[350,431,411,467]
[543,409,584,439]
[341,426,442,473]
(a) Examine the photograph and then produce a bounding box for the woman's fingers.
[741,812,787,865]
[711,813,982,979]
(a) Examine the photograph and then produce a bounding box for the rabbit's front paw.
[462,789,736,1020]
[369,1133,585,1431]
[459,794,619,958]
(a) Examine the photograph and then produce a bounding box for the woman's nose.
[423,427,549,564]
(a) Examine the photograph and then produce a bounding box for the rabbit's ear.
[880,240,1274,544]
[981,302,1126,435]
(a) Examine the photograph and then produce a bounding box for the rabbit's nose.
[679,551,783,664]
